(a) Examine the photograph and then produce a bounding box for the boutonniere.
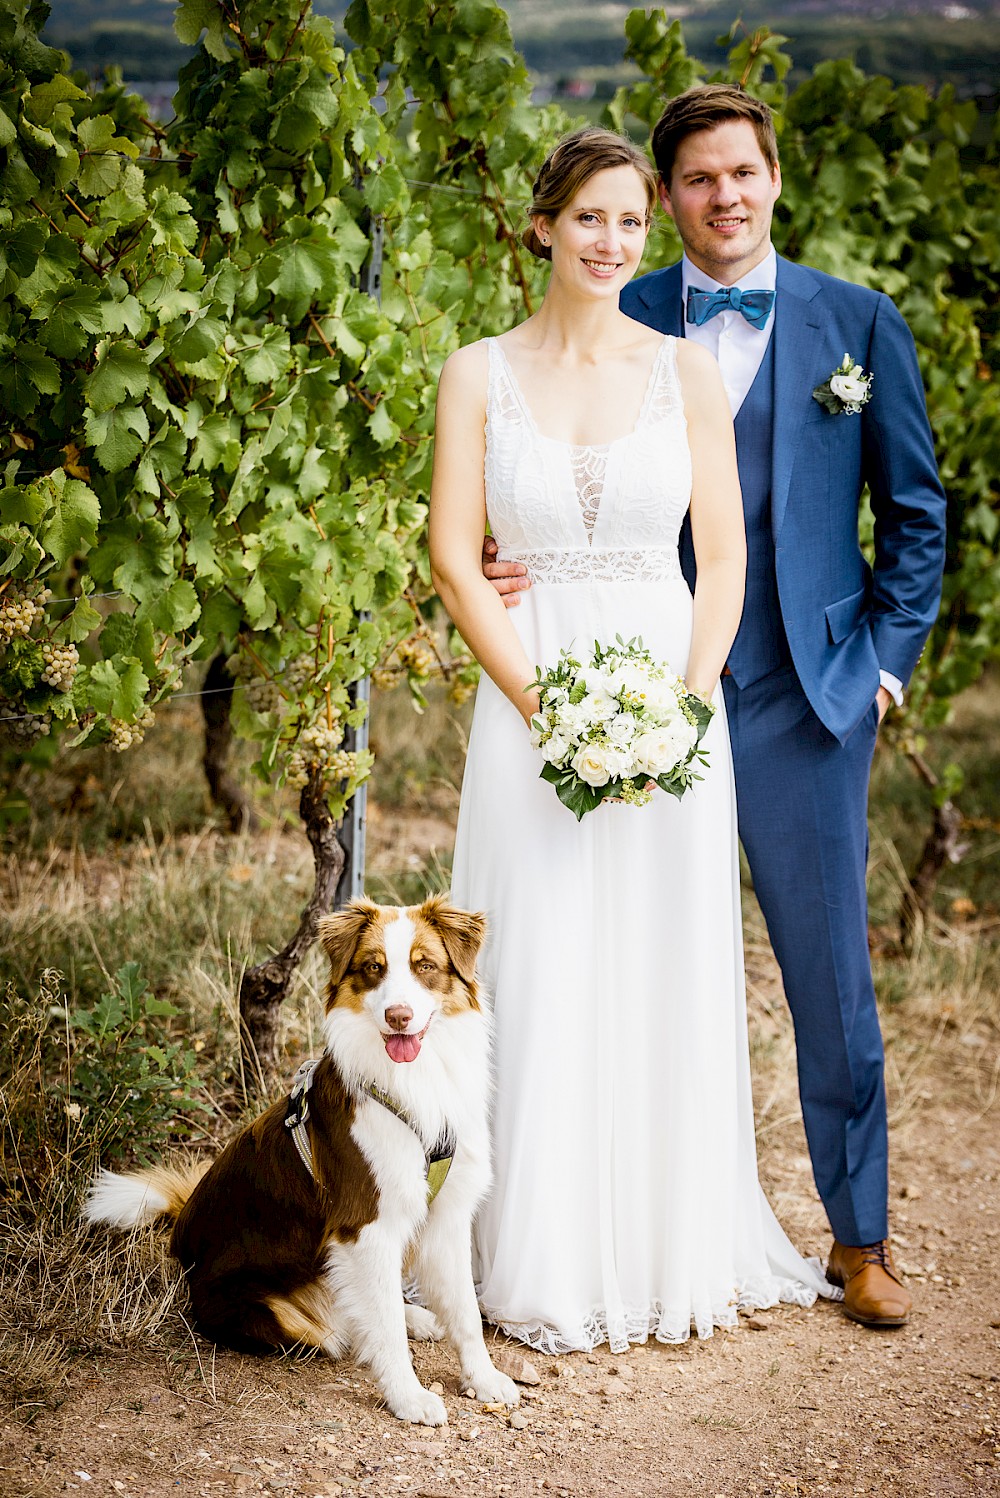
[812,353,873,415]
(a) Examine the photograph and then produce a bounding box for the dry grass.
[0,1332,71,1418]
[0,673,996,1420]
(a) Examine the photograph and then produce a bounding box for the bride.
[429,126,832,1353]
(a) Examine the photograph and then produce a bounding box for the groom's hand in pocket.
[876,685,893,724]
[483,536,531,608]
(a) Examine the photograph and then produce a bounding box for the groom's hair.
[651,85,779,184]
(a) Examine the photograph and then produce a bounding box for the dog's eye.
[364,960,384,979]
[416,960,436,974]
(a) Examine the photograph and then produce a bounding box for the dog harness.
[284,1058,456,1205]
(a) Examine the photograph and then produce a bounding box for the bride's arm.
[676,341,747,700]
[429,344,541,726]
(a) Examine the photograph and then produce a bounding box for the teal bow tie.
[687,285,775,331]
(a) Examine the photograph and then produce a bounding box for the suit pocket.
[825,586,869,644]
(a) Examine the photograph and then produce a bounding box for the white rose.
[612,661,652,696]
[606,712,636,746]
[572,742,613,787]
[632,720,697,776]
[668,717,698,759]
[631,729,677,777]
[644,677,683,718]
[578,666,614,695]
[829,371,869,403]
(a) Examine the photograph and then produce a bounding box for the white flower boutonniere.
[813,352,873,415]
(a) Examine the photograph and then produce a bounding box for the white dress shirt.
[680,247,902,706]
[681,248,777,418]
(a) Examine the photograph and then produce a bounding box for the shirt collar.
[681,245,777,298]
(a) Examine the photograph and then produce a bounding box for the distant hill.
[39,0,1000,101]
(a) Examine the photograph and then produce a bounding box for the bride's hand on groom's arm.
[483,536,530,608]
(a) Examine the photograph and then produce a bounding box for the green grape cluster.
[447,678,477,707]
[284,656,314,695]
[0,586,51,647]
[226,651,281,713]
[244,677,281,713]
[396,638,435,677]
[107,708,155,753]
[286,721,356,791]
[40,642,80,692]
[0,696,52,744]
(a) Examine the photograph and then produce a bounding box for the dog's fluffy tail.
[82,1161,210,1230]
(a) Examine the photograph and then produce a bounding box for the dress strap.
[640,336,684,428]
[486,338,525,432]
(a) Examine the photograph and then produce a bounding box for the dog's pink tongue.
[385,1033,422,1064]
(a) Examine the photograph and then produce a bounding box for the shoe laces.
[858,1240,892,1270]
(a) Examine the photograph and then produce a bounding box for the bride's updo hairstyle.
[522,127,657,262]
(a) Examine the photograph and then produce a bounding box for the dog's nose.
[384,1005,413,1033]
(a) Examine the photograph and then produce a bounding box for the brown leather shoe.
[826,1239,912,1328]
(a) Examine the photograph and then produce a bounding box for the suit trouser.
[723,663,888,1247]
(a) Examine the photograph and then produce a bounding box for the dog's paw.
[465,1367,520,1408]
[404,1304,444,1342]
[387,1384,448,1426]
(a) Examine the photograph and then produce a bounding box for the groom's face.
[658,119,781,286]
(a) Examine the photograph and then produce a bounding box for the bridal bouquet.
[528,636,715,821]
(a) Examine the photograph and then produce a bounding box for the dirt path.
[4,1048,998,1497]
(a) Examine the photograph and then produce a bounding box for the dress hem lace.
[480,1266,843,1356]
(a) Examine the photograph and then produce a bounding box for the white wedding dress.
[450,335,834,1354]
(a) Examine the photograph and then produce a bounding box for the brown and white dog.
[83,896,518,1426]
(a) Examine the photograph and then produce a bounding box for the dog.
[83,895,518,1426]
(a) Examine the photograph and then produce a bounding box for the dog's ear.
[420,896,487,986]
[319,898,380,990]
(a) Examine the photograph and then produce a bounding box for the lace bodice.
[484,336,691,583]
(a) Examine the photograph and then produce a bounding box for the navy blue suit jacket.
[620,256,947,742]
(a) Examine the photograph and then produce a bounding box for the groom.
[486,85,947,1327]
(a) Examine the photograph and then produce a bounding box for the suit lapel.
[633,263,684,337]
[770,257,823,539]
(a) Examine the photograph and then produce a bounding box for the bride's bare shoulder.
[442,338,491,372]
[673,338,718,379]
[438,338,491,401]
[674,339,731,428]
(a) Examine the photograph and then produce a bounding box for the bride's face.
[536,165,650,298]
